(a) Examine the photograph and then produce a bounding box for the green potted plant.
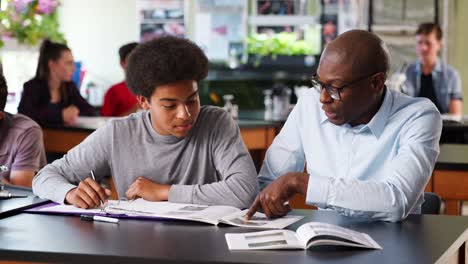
[0,0,66,113]
[0,0,65,47]
[246,31,320,68]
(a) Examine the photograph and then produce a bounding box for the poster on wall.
[337,0,366,33]
[320,13,337,46]
[137,0,185,42]
[194,0,247,62]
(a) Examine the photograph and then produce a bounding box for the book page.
[225,230,303,250]
[296,222,382,249]
[220,210,303,229]
[104,200,191,216]
[190,206,240,222]
[33,200,240,225]
[104,199,240,224]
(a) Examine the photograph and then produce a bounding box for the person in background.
[32,36,257,209]
[0,74,46,187]
[246,30,441,222]
[18,40,96,126]
[101,42,140,117]
[404,22,463,115]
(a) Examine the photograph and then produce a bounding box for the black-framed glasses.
[311,72,379,101]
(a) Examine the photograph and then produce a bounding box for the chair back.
[421,192,441,214]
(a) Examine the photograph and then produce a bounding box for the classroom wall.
[57,0,467,111]
[447,0,468,114]
[58,0,139,89]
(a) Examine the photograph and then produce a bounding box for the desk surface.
[0,186,47,219]
[0,210,467,264]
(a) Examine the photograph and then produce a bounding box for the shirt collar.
[319,86,393,139]
[365,86,393,138]
[416,58,442,73]
[319,106,328,124]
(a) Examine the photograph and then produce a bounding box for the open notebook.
[27,199,303,229]
[226,222,382,250]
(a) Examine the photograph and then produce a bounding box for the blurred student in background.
[101,42,140,117]
[404,22,462,115]
[0,74,46,187]
[18,40,96,125]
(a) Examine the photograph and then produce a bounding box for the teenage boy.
[33,36,258,209]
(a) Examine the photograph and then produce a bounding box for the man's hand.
[245,172,309,220]
[65,177,111,209]
[62,105,80,125]
[125,176,171,201]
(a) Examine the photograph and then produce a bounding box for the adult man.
[0,74,47,187]
[246,30,442,222]
[101,42,140,117]
[33,36,257,209]
[404,22,462,115]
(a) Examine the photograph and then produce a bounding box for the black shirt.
[17,78,97,125]
[418,73,442,112]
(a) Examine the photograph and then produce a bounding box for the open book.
[29,198,303,229]
[226,222,382,250]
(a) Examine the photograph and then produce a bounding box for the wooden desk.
[432,144,468,215]
[42,128,90,153]
[0,209,467,263]
[42,117,281,153]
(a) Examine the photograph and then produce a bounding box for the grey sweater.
[32,106,258,208]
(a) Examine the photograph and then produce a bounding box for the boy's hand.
[65,177,111,209]
[125,176,171,201]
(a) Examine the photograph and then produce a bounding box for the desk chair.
[421,192,441,215]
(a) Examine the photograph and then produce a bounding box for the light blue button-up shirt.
[403,59,463,114]
[258,87,442,222]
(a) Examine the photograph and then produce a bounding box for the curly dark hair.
[126,36,209,99]
[0,74,7,111]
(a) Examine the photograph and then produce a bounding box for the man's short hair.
[126,36,209,99]
[0,74,7,111]
[416,22,442,40]
[119,42,139,62]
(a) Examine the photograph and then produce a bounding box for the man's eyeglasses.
[311,72,380,101]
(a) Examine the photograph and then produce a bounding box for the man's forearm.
[449,99,462,115]
[287,172,309,195]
